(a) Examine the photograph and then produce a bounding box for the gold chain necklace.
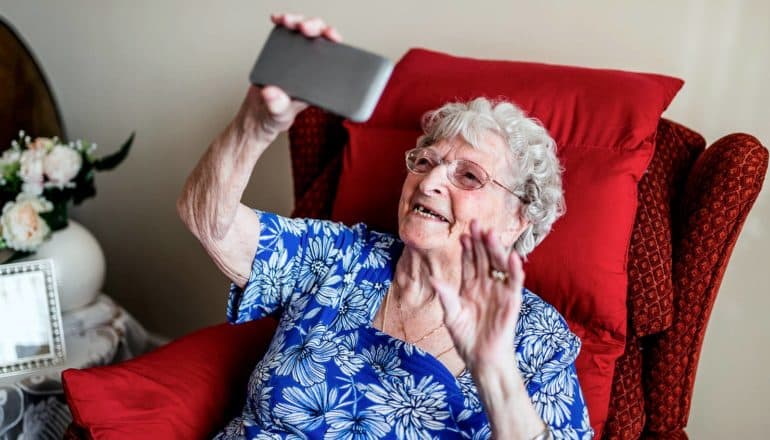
[434,344,456,359]
[396,292,446,344]
[381,282,456,358]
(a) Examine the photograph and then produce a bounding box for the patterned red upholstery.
[286,108,768,439]
[605,332,645,439]
[288,107,347,218]
[604,120,705,438]
[629,121,706,337]
[289,107,347,219]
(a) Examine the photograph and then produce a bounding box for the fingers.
[298,17,326,37]
[321,26,343,43]
[261,86,309,127]
[502,251,524,326]
[470,220,490,278]
[506,247,525,291]
[499,289,522,331]
[271,12,304,30]
[260,86,292,115]
[289,100,309,115]
[483,229,509,277]
[469,220,521,285]
[270,13,343,42]
[461,234,475,280]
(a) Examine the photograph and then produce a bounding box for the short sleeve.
[226,210,400,325]
[516,291,594,439]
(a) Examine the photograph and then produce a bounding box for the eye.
[415,157,433,167]
[455,171,482,186]
[453,162,486,189]
[410,151,438,172]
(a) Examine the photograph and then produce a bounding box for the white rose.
[19,149,45,195]
[44,145,83,188]
[21,181,45,196]
[0,194,53,251]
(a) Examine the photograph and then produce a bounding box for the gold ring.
[490,269,508,282]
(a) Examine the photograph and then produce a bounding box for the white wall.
[1,1,768,437]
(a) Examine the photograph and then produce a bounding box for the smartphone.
[249,26,393,123]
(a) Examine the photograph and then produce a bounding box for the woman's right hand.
[235,13,344,144]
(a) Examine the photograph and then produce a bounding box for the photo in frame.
[0,259,66,378]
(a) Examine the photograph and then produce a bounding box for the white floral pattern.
[216,211,593,439]
[325,408,389,440]
[274,383,340,431]
[276,324,338,386]
[364,375,451,440]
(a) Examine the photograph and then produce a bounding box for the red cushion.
[62,319,277,439]
[331,48,682,437]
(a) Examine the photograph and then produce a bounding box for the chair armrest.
[643,133,768,435]
[62,318,277,439]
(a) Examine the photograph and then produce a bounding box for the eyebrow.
[427,144,494,168]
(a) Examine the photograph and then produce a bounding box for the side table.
[0,294,166,439]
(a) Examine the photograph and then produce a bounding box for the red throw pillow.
[332,48,682,437]
[62,319,277,439]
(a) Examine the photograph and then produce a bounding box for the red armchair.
[284,111,769,439]
[63,106,766,439]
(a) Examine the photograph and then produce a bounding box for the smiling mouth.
[413,204,449,222]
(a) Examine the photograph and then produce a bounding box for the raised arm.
[176,14,342,288]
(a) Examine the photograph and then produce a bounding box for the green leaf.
[93,132,134,171]
[72,179,97,205]
[2,162,20,181]
[41,201,69,231]
[65,160,97,205]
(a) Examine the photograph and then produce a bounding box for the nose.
[417,163,450,196]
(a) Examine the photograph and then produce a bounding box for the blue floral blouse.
[214,211,593,439]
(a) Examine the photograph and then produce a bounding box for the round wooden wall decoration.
[0,16,66,148]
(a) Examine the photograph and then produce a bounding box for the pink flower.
[0,194,53,251]
[29,137,55,151]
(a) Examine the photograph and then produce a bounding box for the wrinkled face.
[397,131,527,258]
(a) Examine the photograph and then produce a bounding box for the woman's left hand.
[431,219,524,370]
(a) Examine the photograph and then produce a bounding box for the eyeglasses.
[404,147,526,202]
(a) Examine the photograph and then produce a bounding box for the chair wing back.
[643,131,767,437]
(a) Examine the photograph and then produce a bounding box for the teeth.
[413,205,447,222]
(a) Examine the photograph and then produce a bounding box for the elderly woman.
[178,13,592,440]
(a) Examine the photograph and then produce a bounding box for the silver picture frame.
[0,259,66,378]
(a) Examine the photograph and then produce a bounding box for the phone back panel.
[249,27,393,123]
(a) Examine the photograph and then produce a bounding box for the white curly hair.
[416,97,565,258]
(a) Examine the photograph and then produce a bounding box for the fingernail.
[328,28,342,41]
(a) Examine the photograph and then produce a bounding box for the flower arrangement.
[0,131,133,257]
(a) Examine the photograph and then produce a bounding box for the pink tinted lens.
[407,149,438,173]
[450,160,487,190]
